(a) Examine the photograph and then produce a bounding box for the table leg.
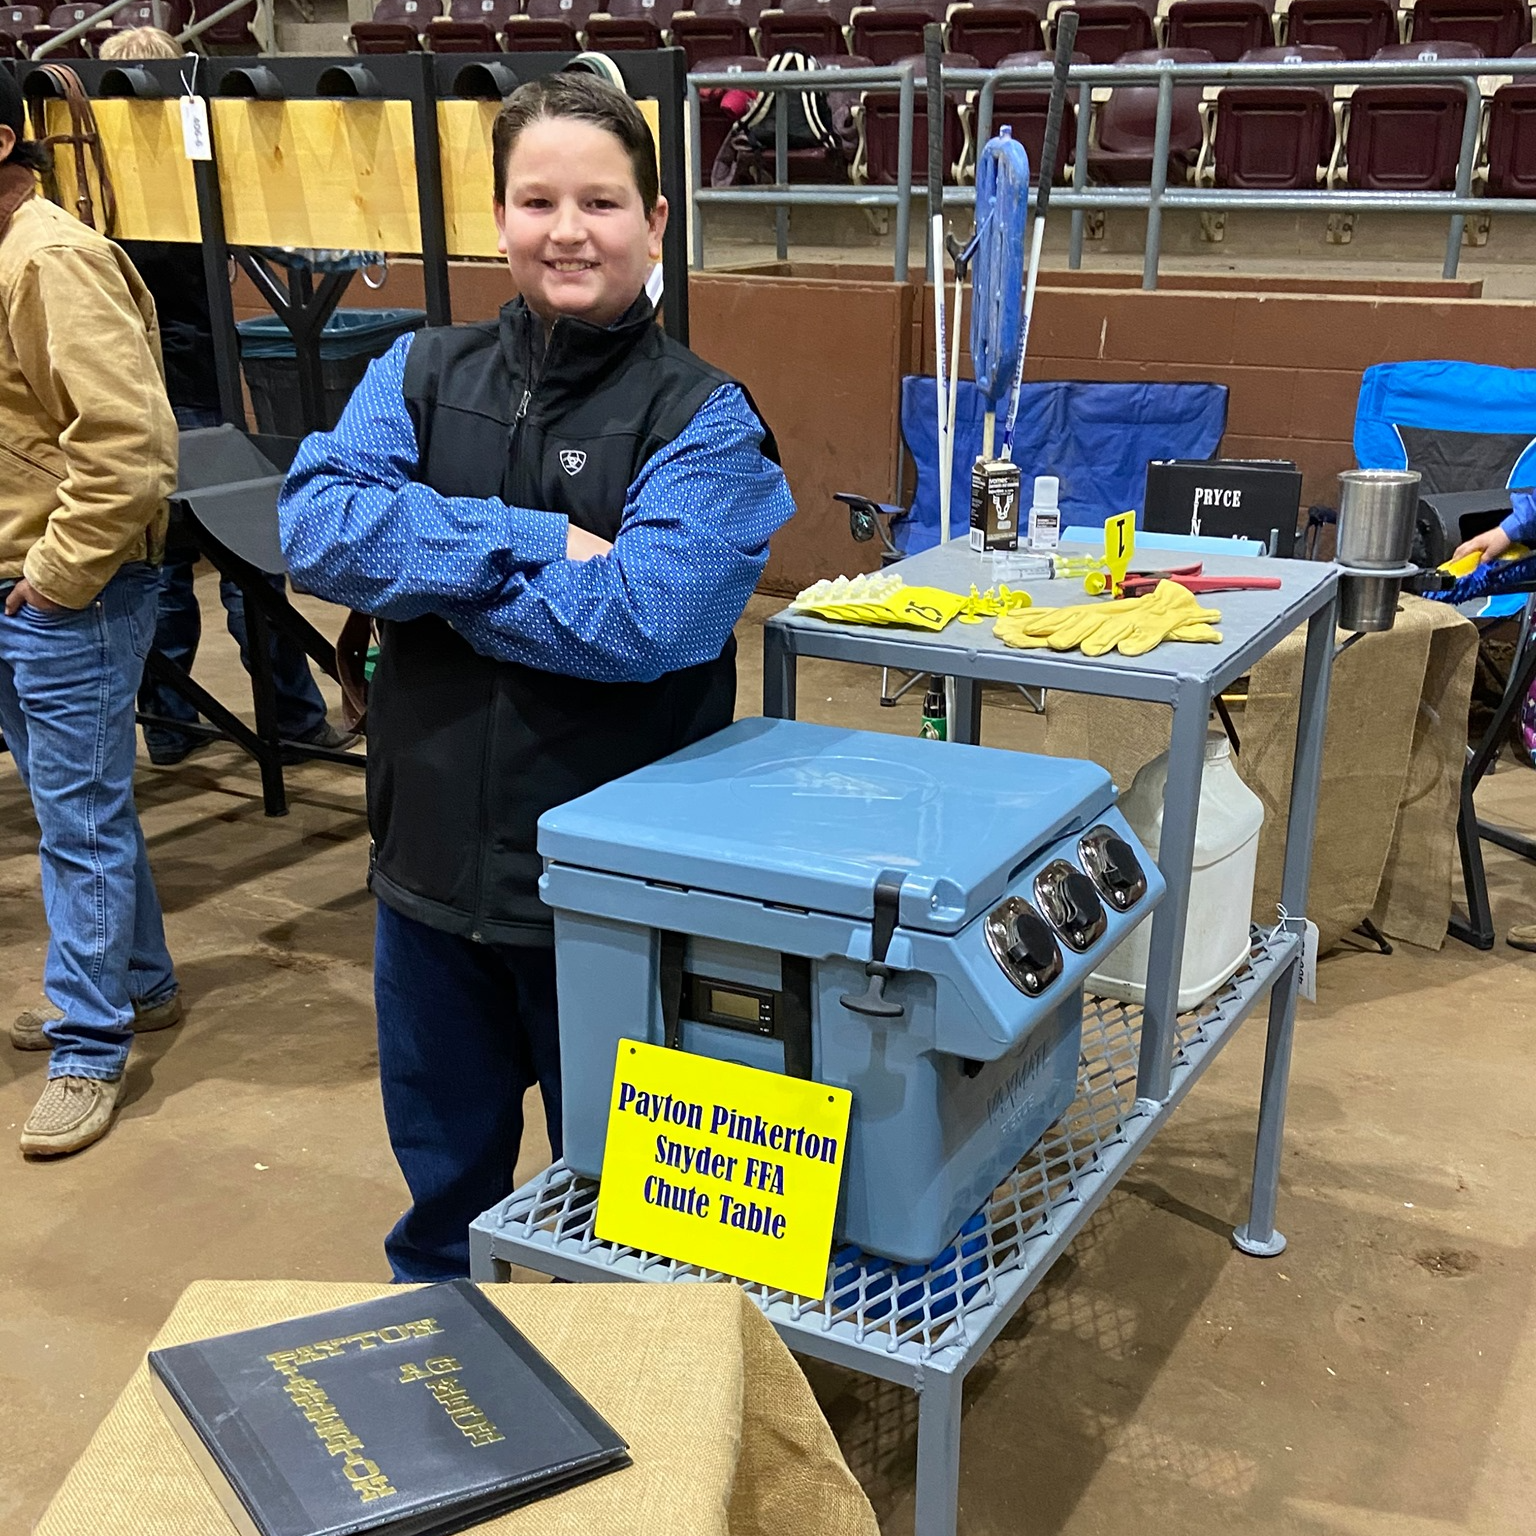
[1233,956,1297,1258]
[913,1368,964,1536]
[763,628,798,720]
[1136,685,1211,1107]
[468,1218,512,1283]
[951,678,983,745]
[1233,588,1337,1256]
[242,590,289,818]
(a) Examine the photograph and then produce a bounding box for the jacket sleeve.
[278,334,569,620]
[1500,491,1536,548]
[446,384,796,683]
[13,244,177,609]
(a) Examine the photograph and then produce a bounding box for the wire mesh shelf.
[476,923,1299,1377]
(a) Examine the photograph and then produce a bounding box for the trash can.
[236,308,426,436]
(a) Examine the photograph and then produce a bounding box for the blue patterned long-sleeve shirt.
[278,333,795,684]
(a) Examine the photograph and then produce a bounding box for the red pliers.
[1119,562,1282,600]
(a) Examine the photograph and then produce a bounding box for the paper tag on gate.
[1298,919,1319,1003]
[595,1040,851,1299]
[180,96,212,161]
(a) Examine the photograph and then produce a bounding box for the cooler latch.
[839,873,906,1020]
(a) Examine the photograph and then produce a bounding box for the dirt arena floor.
[5,579,1536,1535]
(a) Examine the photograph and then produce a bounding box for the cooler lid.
[538,718,1114,934]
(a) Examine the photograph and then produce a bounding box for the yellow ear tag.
[1104,511,1136,597]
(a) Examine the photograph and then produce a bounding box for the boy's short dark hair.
[491,72,660,215]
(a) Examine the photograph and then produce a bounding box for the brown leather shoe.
[10,992,184,1051]
[20,1074,122,1157]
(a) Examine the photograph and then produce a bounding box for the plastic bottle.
[1027,475,1061,550]
[920,677,947,740]
[1089,730,1265,1009]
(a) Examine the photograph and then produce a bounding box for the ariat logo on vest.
[559,449,587,476]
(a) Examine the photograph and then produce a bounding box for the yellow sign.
[1104,510,1136,596]
[595,1040,852,1299]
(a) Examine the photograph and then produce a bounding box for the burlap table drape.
[34,1280,879,1536]
[1042,594,1478,954]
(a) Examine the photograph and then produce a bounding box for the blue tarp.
[898,377,1229,554]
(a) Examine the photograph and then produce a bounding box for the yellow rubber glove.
[1117,581,1222,656]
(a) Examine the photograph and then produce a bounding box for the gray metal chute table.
[471,540,1340,1536]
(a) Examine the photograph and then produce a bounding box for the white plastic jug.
[1089,730,1264,1010]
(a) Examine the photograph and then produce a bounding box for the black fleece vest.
[366,294,764,945]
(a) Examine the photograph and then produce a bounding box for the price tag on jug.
[596,1040,851,1299]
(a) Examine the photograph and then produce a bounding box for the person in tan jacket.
[0,72,183,1157]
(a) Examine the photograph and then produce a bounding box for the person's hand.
[1452,526,1513,566]
[566,525,613,562]
[4,579,66,617]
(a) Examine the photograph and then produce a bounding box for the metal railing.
[28,0,271,59]
[687,54,1536,286]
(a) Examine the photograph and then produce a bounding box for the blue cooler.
[539,719,1164,1266]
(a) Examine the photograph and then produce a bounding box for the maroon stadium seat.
[190,0,259,45]
[850,0,947,65]
[426,0,517,49]
[759,0,854,51]
[692,53,761,171]
[1164,0,1274,60]
[672,0,761,66]
[22,0,105,56]
[1486,73,1536,193]
[108,0,190,29]
[1085,46,1213,183]
[859,49,975,182]
[350,0,432,52]
[1343,44,1472,188]
[502,0,593,50]
[1409,0,1527,58]
[984,47,1088,180]
[585,0,677,47]
[1210,43,1337,186]
[0,2,39,55]
[1052,0,1156,65]
[1282,0,1397,60]
[947,0,1046,68]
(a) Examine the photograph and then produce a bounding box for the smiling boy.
[278,71,795,1280]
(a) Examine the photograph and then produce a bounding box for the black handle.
[1035,11,1078,221]
[924,22,945,218]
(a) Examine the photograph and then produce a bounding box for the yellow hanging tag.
[1104,511,1136,597]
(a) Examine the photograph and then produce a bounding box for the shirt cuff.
[517,508,570,568]
[23,544,97,609]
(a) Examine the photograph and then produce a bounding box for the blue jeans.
[0,562,177,1081]
[137,560,329,755]
[374,902,562,1282]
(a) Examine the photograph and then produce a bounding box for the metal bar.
[894,64,915,283]
[191,132,244,428]
[1450,767,1496,950]
[236,597,289,817]
[653,47,691,344]
[687,79,705,270]
[913,1370,965,1536]
[775,89,789,261]
[409,51,452,327]
[1232,951,1300,1255]
[30,0,138,57]
[1136,684,1212,1105]
[1142,70,1174,291]
[950,678,983,744]
[1233,588,1338,1251]
[1069,81,1090,269]
[762,626,797,720]
[1445,76,1482,279]
[976,75,996,147]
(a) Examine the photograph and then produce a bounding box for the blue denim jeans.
[0,562,177,1080]
[374,902,562,1282]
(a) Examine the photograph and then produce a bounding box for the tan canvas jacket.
[0,164,176,608]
